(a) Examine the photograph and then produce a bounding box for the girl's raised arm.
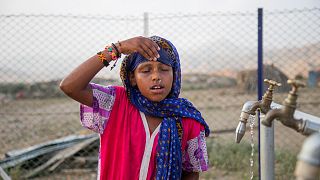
[59,52,105,107]
[59,36,160,107]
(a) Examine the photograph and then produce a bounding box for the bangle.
[105,43,122,71]
[111,43,121,58]
[97,51,109,67]
[105,45,118,60]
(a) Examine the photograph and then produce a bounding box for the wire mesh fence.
[0,8,319,179]
[264,8,320,158]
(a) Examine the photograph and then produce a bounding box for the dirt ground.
[1,86,319,179]
[30,168,241,180]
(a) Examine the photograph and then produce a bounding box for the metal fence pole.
[143,12,149,37]
[258,8,275,180]
[257,8,263,180]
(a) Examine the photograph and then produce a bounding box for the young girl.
[60,36,210,180]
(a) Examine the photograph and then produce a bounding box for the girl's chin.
[146,96,166,103]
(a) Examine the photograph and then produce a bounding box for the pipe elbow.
[262,109,282,127]
[298,133,320,165]
[294,133,320,179]
[242,101,260,115]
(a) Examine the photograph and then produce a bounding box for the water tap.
[262,80,306,132]
[235,79,281,143]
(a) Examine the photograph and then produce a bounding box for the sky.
[1,0,320,15]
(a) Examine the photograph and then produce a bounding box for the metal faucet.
[235,79,281,143]
[262,80,306,132]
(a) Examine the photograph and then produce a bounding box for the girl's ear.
[129,72,137,86]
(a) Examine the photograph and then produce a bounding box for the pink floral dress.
[80,84,209,180]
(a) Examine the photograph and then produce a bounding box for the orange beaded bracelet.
[97,51,109,67]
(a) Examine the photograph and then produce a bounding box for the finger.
[150,40,160,51]
[142,42,158,61]
[145,41,160,60]
[147,37,160,51]
[140,43,155,60]
[137,44,153,60]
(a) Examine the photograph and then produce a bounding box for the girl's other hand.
[119,36,160,61]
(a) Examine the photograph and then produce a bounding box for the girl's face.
[130,61,173,102]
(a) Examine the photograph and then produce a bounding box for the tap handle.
[287,79,306,93]
[264,79,281,91]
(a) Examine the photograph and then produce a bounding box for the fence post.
[258,8,275,180]
[257,8,263,180]
[143,12,149,37]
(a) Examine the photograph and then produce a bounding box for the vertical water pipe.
[258,8,275,180]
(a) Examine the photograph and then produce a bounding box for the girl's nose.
[152,71,161,82]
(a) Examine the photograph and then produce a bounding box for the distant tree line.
[0,80,64,99]
[0,75,241,99]
[0,78,121,99]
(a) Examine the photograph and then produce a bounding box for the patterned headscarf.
[120,36,210,180]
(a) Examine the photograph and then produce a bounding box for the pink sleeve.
[80,83,116,134]
[182,119,209,172]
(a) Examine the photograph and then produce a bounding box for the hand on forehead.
[129,48,173,72]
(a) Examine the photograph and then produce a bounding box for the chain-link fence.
[264,9,320,157]
[0,8,319,179]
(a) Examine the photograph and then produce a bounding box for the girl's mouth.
[150,85,165,93]
[150,85,163,89]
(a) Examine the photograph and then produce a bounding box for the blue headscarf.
[120,36,210,180]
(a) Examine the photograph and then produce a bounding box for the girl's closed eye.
[141,68,151,73]
[160,67,170,71]
[159,64,171,72]
[159,66,169,71]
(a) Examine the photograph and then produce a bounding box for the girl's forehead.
[136,61,172,69]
